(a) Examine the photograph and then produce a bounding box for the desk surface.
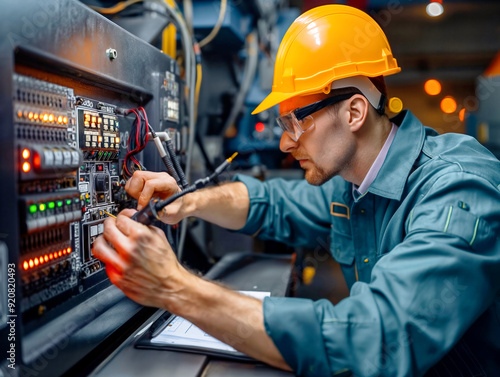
[91,253,295,377]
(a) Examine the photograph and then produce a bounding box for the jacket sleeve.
[263,172,500,377]
[233,174,334,248]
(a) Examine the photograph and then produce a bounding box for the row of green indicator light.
[29,198,79,214]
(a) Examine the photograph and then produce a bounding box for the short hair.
[327,75,388,116]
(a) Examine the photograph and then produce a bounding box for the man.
[94,5,500,376]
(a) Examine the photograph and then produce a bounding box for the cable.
[148,0,197,259]
[221,30,259,136]
[123,109,149,179]
[183,0,194,36]
[198,0,228,48]
[89,0,144,14]
[131,153,238,226]
[194,42,202,121]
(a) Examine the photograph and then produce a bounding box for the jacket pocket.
[330,229,355,265]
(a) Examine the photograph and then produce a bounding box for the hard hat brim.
[251,91,295,115]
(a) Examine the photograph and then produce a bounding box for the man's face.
[278,94,356,186]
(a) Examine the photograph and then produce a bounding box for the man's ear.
[347,94,369,133]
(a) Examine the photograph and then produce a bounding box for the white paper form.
[151,291,270,352]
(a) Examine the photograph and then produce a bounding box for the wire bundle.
[123,107,150,179]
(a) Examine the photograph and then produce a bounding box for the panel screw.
[106,48,117,60]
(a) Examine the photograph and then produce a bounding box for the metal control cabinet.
[0,1,183,376]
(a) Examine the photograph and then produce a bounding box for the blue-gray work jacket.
[235,110,500,376]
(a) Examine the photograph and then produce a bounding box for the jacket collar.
[366,110,425,201]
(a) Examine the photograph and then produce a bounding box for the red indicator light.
[29,259,34,268]
[67,247,72,254]
[22,148,30,159]
[23,261,29,270]
[44,255,49,262]
[34,258,39,267]
[63,249,67,255]
[255,122,265,133]
[39,256,44,265]
[49,253,54,260]
[33,153,41,169]
[22,161,31,173]
[58,251,62,257]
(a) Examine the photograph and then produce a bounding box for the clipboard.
[134,291,270,361]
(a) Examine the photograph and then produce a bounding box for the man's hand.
[93,208,291,371]
[125,171,185,225]
[92,209,191,309]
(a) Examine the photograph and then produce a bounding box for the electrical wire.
[221,30,259,136]
[194,42,202,120]
[93,0,199,259]
[123,109,149,179]
[131,153,238,226]
[89,0,144,14]
[148,0,197,260]
[183,0,194,36]
[198,0,227,48]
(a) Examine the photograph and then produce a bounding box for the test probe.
[131,152,238,225]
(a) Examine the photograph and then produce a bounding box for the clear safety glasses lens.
[275,112,315,142]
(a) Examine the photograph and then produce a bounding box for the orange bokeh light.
[29,259,34,268]
[22,148,30,159]
[459,108,466,122]
[23,261,29,270]
[34,258,39,266]
[22,161,31,173]
[424,79,441,96]
[441,96,457,114]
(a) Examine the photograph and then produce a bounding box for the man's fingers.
[93,235,127,274]
[119,208,137,218]
[149,224,169,242]
[125,171,179,210]
[101,217,138,262]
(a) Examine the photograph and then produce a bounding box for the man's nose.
[279,131,297,153]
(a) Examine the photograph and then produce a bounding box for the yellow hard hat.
[252,4,401,114]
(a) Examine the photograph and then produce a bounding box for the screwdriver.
[131,152,238,225]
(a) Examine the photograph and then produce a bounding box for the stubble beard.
[303,164,336,186]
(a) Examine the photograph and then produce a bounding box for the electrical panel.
[0,1,184,375]
[14,74,83,322]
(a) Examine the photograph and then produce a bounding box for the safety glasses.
[276,92,357,141]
